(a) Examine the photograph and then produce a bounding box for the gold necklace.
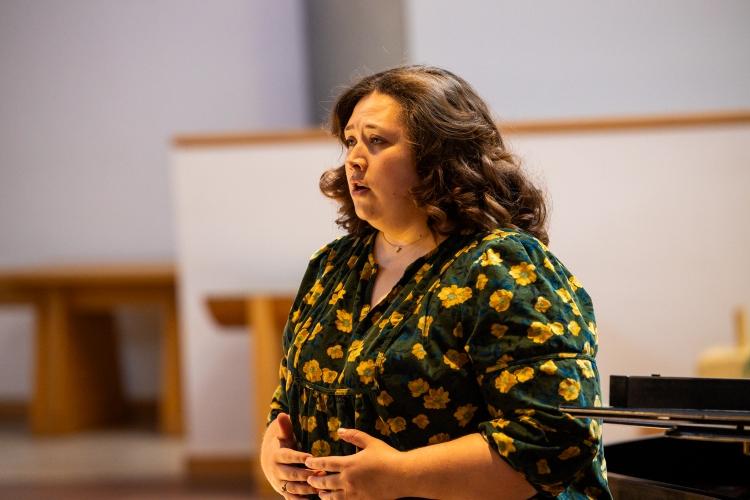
[380,231,426,253]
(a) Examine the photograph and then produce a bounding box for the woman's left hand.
[304,427,408,500]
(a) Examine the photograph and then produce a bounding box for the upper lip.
[351,180,368,190]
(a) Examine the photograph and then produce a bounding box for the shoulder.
[453,228,551,273]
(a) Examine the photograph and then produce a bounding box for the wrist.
[394,449,422,499]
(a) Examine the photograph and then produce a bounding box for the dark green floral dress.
[268,229,611,498]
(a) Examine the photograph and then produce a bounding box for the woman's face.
[343,92,423,231]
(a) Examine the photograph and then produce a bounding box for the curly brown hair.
[319,65,549,245]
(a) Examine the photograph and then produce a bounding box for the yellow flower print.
[311,440,331,457]
[541,483,566,496]
[414,263,432,283]
[360,260,374,280]
[543,257,555,271]
[519,415,555,433]
[558,446,581,460]
[537,459,551,475]
[356,359,377,384]
[534,296,552,313]
[550,322,565,336]
[495,370,518,393]
[347,340,364,362]
[454,404,478,427]
[513,366,534,383]
[417,315,434,337]
[556,288,572,303]
[489,289,513,312]
[291,309,301,323]
[304,280,324,305]
[322,368,338,384]
[594,394,602,407]
[359,304,370,321]
[475,273,488,290]
[486,354,514,374]
[559,378,581,401]
[570,301,581,316]
[375,418,390,436]
[527,321,553,344]
[375,351,386,369]
[577,359,595,378]
[568,275,583,290]
[487,405,502,418]
[408,378,430,397]
[540,359,558,375]
[509,262,537,286]
[326,344,344,359]
[428,433,450,445]
[309,322,323,341]
[492,432,516,457]
[568,320,581,336]
[389,311,404,326]
[438,285,473,308]
[479,248,503,267]
[589,419,601,440]
[491,418,511,429]
[453,323,464,338]
[303,359,322,382]
[300,415,317,432]
[387,417,406,433]
[346,255,357,269]
[412,414,430,429]
[412,343,427,360]
[376,391,393,407]
[328,417,341,440]
[443,349,469,370]
[328,282,346,305]
[335,309,353,333]
[423,387,451,409]
[583,342,593,355]
[378,318,390,330]
[491,323,508,338]
[323,263,334,276]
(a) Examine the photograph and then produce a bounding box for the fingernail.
[305,458,313,467]
[337,427,349,434]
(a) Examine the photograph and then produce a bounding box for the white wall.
[405,0,750,120]
[0,0,309,400]
[172,142,342,454]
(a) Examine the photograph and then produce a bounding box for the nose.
[346,144,367,173]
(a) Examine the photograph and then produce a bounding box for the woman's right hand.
[260,412,319,499]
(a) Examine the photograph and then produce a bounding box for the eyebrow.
[344,123,382,132]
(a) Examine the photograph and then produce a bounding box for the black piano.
[563,375,750,499]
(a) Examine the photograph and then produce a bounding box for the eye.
[369,136,384,145]
[344,136,356,148]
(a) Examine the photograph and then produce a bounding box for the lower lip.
[352,187,370,197]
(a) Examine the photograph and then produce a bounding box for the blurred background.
[1,0,749,498]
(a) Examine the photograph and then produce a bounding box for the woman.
[260,66,611,499]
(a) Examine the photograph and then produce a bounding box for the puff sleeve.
[462,234,603,496]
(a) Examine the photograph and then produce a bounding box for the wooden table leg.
[31,290,125,434]
[159,295,183,435]
[247,296,291,492]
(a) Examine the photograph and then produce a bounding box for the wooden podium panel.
[0,263,183,435]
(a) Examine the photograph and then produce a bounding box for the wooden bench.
[0,263,182,435]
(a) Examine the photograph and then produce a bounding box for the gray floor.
[0,421,276,499]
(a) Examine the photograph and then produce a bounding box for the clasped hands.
[270,413,406,500]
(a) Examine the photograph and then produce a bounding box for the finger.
[318,490,345,500]
[305,456,347,472]
[337,427,375,449]
[283,480,320,497]
[276,447,312,465]
[307,471,343,491]
[277,464,317,482]
[276,412,294,441]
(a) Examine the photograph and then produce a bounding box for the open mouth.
[351,182,370,194]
